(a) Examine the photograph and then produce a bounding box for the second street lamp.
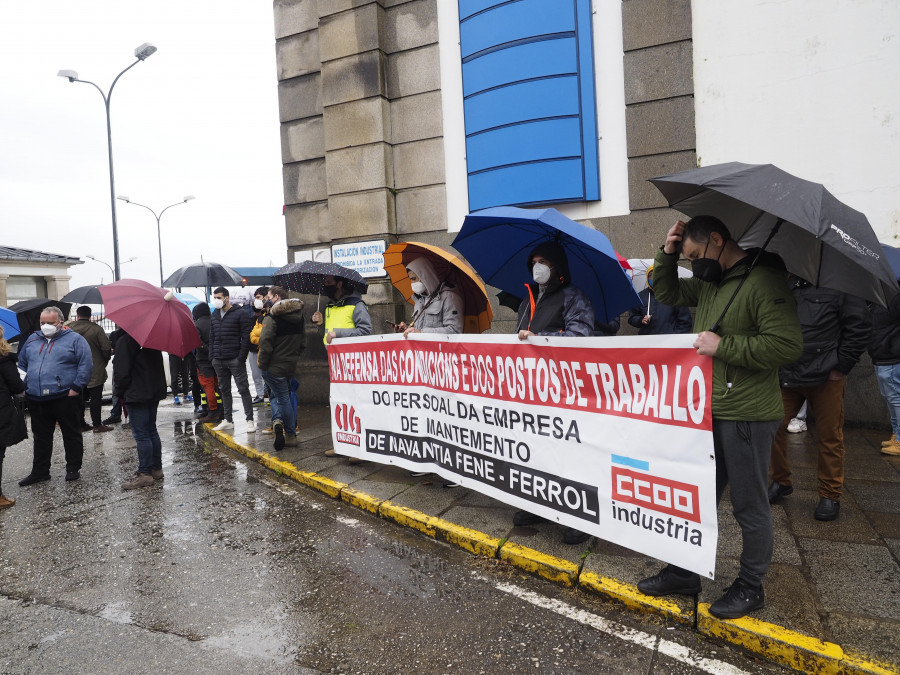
[58,42,157,282]
[117,195,195,286]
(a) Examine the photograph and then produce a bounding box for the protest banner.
[328,332,717,578]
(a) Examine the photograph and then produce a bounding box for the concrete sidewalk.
[201,402,900,675]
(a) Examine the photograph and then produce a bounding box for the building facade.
[273,0,900,424]
[0,246,81,307]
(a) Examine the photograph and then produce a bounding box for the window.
[458,0,600,210]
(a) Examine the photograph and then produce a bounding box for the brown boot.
[882,439,900,456]
[93,424,114,433]
[0,494,15,509]
[881,434,897,447]
[197,410,222,424]
[121,473,154,490]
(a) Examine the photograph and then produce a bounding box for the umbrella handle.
[317,292,320,312]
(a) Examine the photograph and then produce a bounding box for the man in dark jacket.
[768,277,871,520]
[637,216,802,620]
[209,287,254,433]
[627,267,692,335]
[67,305,112,432]
[868,295,900,456]
[193,303,221,423]
[257,286,305,451]
[511,241,596,546]
[17,306,93,485]
[113,330,167,490]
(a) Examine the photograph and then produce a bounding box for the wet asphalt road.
[0,406,786,674]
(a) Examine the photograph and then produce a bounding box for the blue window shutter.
[458,0,600,211]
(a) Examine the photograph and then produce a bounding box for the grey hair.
[40,306,65,322]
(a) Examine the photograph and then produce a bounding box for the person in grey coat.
[397,257,464,336]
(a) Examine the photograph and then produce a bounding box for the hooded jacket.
[257,297,305,377]
[18,327,93,401]
[868,294,900,365]
[778,277,870,388]
[406,257,464,334]
[628,288,693,336]
[192,303,214,374]
[209,303,251,362]
[112,332,167,404]
[66,318,111,388]
[515,241,594,337]
[653,246,802,421]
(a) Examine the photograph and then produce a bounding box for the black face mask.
[323,284,338,299]
[691,239,725,284]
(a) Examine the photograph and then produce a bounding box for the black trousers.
[29,396,84,476]
[81,384,104,427]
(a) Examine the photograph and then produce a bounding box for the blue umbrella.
[0,306,20,340]
[174,292,203,309]
[452,206,640,322]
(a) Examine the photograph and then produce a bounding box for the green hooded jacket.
[257,298,305,378]
[653,247,802,421]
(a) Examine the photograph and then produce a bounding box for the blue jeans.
[876,363,900,436]
[128,401,162,475]
[261,371,296,437]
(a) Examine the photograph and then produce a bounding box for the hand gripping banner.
[328,332,717,578]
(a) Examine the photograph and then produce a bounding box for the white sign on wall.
[331,240,387,277]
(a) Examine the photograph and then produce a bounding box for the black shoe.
[513,511,545,526]
[767,481,793,504]
[637,566,702,597]
[65,471,80,482]
[102,416,121,425]
[709,578,765,619]
[80,422,93,432]
[18,473,51,487]
[273,420,285,451]
[251,396,264,406]
[563,528,591,545]
[814,497,840,521]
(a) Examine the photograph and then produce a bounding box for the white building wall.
[692,0,900,241]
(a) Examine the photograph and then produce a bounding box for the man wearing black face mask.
[310,276,372,345]
[635,215,802,620]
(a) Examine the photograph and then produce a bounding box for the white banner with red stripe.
[328,333,717,578]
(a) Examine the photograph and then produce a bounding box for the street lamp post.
[58,43,157,282]
[117,195,195,286]
[86,255,136,284]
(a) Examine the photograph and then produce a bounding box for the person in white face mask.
[246,286,270,406]
[396,257,464,337]
[16,306,94,486]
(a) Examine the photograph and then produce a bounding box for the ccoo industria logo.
[334,403,361,446]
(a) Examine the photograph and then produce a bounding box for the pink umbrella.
[99,279,201,357]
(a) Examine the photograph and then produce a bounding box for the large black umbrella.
[62,285,103,304]
[649,162,898,306]
[7,298,73,341]
[162,261,243,288]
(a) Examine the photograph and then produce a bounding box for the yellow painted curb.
[698,603,844,675]
[341,487,383,514]
[578,571,692,626]
[840,651,900,675]
[379,500,438,537]
[498,541,578,586]
[432,520,502,558]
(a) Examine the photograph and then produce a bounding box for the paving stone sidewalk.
[204,402,900,673]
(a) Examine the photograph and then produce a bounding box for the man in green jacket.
[637,215,802,620]
[67,306,112,433]
[257,286,305,451]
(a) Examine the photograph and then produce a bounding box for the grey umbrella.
[62,285,104,304]
[649,162,898,306]
[162,261,244,288]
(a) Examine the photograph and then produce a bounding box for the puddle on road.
[203,623,297,663]
[99,602,134,625]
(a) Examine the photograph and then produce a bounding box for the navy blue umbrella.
[273,260,368,295]
[882,244,900,281]
[452,206,639,322]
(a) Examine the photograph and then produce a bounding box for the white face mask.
[41,323,59,337]
[411,281,427,296]
[254,299,264,309]
[532,263,552,285]
[212,298,225,310]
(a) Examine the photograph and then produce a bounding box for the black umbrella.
[162,261,244,288]
[273,260,368,295]
[62,285,104,304]
[7,298,73,341]
[649,162,898,306]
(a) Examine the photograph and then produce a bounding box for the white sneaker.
[786,418,807,433]
[246,420,257,432]
[213,420,234,432]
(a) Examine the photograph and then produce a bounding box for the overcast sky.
[0,1,285,291]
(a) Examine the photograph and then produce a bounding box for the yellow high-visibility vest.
[324,304,356,344]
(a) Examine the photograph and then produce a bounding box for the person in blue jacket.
[16,306,93,485]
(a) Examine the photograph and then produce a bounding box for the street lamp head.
[184,195,196,202]
[134,43,157,61]
[117,195,130,203]
[57,69,78,82]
